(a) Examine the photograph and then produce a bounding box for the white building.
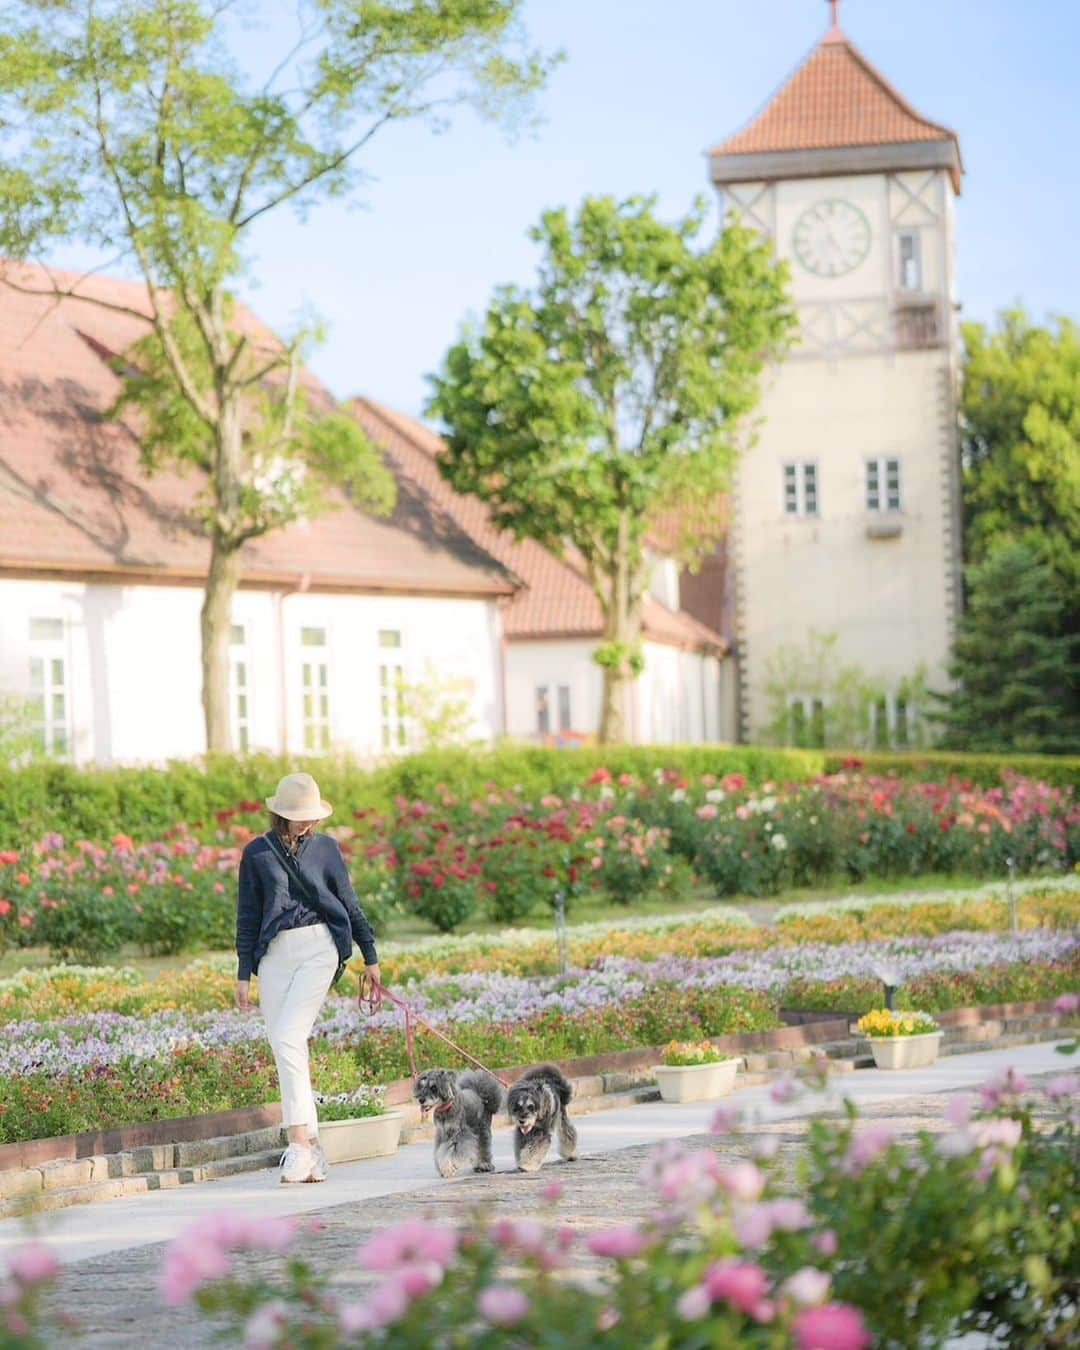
[0,269,512,764]
[0,269,727,764]
[703,11,963,744]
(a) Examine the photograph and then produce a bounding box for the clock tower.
[708,4,963,745]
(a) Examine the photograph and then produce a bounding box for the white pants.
[258,924,338,1133]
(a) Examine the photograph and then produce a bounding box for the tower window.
[897,229,922,291]
[783,462,819,517]
[866,458,902,513]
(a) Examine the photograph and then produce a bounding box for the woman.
[236,772,380,1184]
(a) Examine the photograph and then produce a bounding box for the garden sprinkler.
[554,889,568,975]
[1006,856,1017,934]
[875,966,901,1012]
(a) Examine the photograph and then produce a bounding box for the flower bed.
[0,978,777,1145]
[9,1054,1078,1348]
[1,884,1075,1022]
[2,771,1076,951]
[1,928,1075,1144]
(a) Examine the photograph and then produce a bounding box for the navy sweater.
[235,832,378,981]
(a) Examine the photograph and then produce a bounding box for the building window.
[536,684,572,736]
[897,229,922,290]
[789,695,826,747]
[299,627,331,752]
[378,630,407,751]
[230,624,251,752]
[28,617,70,755]
[866,457,902,512]
[783,462,819,517]
[871,693,915,748]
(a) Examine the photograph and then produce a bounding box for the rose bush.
[6,1062,1075,1348]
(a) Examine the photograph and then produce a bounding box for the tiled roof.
[350,397,727,654]
[711,25,960,179]
[0,264,513,597]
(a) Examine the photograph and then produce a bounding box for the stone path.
[9,1040,1067,1348]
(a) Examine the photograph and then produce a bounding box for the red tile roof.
[350,397,727,654]
[711,26,961,187]
[0,264,513,597]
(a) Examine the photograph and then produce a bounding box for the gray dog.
[413,1069,503,1178]
[507,1064,578,1172]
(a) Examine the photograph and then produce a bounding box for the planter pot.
[653,1059,738,1104]
[867,1032,943,1071]
[318,1112,403,1164]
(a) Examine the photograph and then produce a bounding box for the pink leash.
[358,975,512,1089]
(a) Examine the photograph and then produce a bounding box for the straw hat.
[265,772,333,822]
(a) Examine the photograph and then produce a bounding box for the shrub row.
[4,742,1078,850]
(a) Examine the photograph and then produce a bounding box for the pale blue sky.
[60,0,1080,416]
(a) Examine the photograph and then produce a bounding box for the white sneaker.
[279,1143,314,1184]
[309,1141,328,1182]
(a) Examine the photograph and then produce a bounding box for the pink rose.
[7,1244,59,1285]
[1053,992,1079,1014]
[793,1302,871,1350]
[704,1259,770,1315]
[812,1229,838,1258]
[586,1226,647,1260]
[356,1219,458,1272]
[718,1161,766,1202]
[676,1285,711,1321]
[477,1285,530,1326]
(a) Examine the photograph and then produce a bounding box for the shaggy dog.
[507,1064,578,1172]
[413,1069,503,1178]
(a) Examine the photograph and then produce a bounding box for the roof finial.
[824,0,845,43]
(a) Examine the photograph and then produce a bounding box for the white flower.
[771,833,788,851]
[671,789,687,803]
[784,1267,831,1306]
[599,785,615,801]
[760,795,777,813]
[705,788,726,803]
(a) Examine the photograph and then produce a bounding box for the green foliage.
[763,630,930,750]
[0,689,46,766]
[429,194,795,739]
[821,748,1080,790]
[931,540,1080,752]
[962,309,1080,619]
[400,662,480,751]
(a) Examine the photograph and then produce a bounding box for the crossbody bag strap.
[264,831,349,983]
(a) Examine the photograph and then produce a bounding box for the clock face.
[792,199,871,277]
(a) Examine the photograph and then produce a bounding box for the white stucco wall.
[0,577,504,764]
[505,638,729,745]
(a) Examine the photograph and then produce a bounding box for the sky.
[53,0,1080,418]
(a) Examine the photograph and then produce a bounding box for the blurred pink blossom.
[586,1227,647,1260]
[477,1285,530,1326]
[793,1302,871,1350]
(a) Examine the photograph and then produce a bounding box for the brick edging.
[0,997,1069,1171]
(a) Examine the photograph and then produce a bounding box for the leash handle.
[359,976,510,1089]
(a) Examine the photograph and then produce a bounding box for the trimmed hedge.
[0,746,819,848]
[2,742,1077,849]
[822,749,1080,791]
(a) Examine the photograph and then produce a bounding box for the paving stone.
[0,1167,43,1200]
[38,1158,94,1191]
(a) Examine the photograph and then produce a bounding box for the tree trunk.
[597,513,642,745]
[201,534,242,752]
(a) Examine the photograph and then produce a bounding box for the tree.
[961,310,1080,627]
[427,195,795,742]
[930,541,1080,753]
[0,0,555,750]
